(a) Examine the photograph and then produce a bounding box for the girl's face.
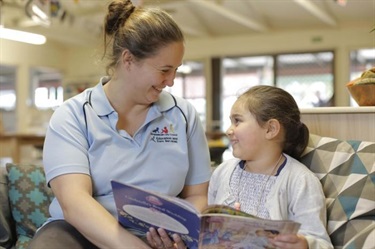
[128,41,184,104]
[226,100,267,160]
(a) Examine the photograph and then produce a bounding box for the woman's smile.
[152,86,163,92]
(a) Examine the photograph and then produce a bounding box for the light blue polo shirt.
[43,77,211,220]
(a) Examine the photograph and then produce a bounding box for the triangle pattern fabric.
[300,134,375,248]
[340,174,367,194]
[350,197,375,219]
[347,140,361,152]
[357,141,375,152]
[316,136,338,147]
[330,152,354,171]
[357,152,375,173]
[359,175,375,200]
[349,154,369,174]
[337,196,358,219]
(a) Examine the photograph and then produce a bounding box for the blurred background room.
[0,0,374,166]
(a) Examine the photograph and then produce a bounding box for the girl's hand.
[146,227,186,249]
[268,233,308,249]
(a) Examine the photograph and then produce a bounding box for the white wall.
[0,26,373,133]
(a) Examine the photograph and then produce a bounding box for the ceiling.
[0,0,374,47]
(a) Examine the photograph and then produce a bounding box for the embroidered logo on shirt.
[150,124,178,143]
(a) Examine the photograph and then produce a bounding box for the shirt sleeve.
[288,167,333,249]
[179,99,212,185]
[43,99,91,185]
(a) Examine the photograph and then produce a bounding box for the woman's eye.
[161,68,175,74]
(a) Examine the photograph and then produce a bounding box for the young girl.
[208,86,333,249]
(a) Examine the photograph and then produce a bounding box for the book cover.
[111,180,300,249]
[111,180,202,248]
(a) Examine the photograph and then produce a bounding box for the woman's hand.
[146,227,186,249]
[268,233,308,249]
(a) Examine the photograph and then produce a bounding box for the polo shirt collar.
[90,76,115,116]
[90,76,176,116]
[155,91,176,113]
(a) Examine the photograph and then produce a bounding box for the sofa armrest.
[0,166,16,248]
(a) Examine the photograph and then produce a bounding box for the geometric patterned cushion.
[5,163,54,249]
[300,134,375,249]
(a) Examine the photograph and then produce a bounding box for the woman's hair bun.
[105,0,135,36]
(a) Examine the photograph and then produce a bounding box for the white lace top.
[229,160,285,218]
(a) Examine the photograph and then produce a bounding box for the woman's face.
[128,41,185,104]
[226,100,267,160]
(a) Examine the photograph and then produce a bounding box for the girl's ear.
[265,119,281,139]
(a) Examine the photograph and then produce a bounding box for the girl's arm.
[273,166,333,249]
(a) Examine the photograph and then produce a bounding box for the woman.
[29,0,211,248]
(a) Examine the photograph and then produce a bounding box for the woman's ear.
[265,119,281,139]
[121,49,133,69]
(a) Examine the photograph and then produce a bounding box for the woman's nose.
[165,71,176,87]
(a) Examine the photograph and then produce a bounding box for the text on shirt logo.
[150,124,178,143]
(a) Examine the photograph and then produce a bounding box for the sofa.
[0,133,374,249]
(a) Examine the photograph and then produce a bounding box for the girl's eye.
[233,118,241,125]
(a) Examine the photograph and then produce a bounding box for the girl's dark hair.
[103,0,184,75]
[238,85,309,159]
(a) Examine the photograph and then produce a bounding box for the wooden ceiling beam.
[293,0,337,26]
[178,23,209,37]
[187,0,268,32]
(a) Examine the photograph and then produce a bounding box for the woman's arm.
[50,173,150,249]
[147,182,209,248]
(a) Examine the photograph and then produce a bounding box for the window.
[30,67,63,109]
[349,48,375,106]
[166,61,206,127]
[0,65,17,111]
[221,56,273,130]
[220,51,334,130]
[276,52,334,108]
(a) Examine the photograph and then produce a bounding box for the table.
[0,133,45,163]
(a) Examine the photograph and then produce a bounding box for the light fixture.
[0,26,46,45]
[334,0,347,6]
[0,0,47,45]
[26,0,51,26]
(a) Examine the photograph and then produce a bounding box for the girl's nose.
[226,127,233,136]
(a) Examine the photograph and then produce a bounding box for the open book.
[111,180,301,249]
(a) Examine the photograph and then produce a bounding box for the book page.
[198,214,300,249]
[201,204,257,218]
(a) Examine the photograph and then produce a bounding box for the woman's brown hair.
[103,0,184,75]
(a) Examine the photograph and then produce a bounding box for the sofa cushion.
[5,163,54,249]
[0,166,16,248]
[300,134,375,248]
